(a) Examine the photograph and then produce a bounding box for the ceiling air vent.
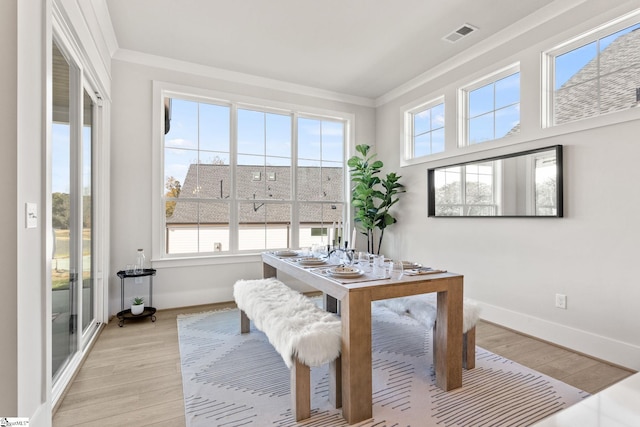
[443,23,478,43]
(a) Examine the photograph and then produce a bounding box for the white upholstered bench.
[375,294,481,369]
[233,278,342,421]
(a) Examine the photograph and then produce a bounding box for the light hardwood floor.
[53,302,635,427]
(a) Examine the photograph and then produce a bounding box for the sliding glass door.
[51,40,76,378]
[51,39,98,383]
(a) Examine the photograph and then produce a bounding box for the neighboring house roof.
[504,28,640,137]
[555,27,640,124]
[167,164,344,224]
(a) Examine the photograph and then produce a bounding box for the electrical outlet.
[555,293,567,309]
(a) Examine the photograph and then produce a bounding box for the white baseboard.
[28,401,50,427]
[479,302,640,371]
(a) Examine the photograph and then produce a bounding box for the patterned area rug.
[177,303,587,427]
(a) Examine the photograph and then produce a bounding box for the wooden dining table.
[261,252,464,424]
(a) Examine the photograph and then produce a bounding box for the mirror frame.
[427,145,563,218]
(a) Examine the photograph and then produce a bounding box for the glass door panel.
[51,40,77,379]
[81,89,94,334]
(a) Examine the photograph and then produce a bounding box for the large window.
[462,66,520,145]
[404,98,445,159]
[163,96,346,255]
[548,20,640,126]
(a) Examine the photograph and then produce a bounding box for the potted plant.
[348,144,404,254]
[131,296,145,315]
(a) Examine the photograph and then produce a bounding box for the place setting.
[403,265,448,276]
[311,252,389,283]
[296,256,331,267]
[387,259,447,276]
[280,244,342,267]
[325,265,364,278]
[311,264,373,283]
[401,260,421,269]
[273,249,299,257]
[272,248,323,262]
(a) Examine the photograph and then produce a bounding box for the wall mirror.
[428,145,563,217]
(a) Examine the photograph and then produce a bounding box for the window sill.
[401,105,640,169]
[150,253,263,269]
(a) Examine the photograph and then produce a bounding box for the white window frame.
[543,10,640,128]
[403,96,445,161]
[151,81,354,267]
[50,16,109,406]
[459,63,521,147]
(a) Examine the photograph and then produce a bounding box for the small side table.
[116,268,157,327]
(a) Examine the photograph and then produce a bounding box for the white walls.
[17,0,48,421]
[0,0,113,423]
[0,0,20,417]
[375,0,640,369]
[0,0,51,423]
[109,58,376,315]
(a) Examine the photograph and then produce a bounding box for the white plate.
[401,261,422,269]
[328,266,363,277]
[298,257,326,266]
[275,250,298,257]
[329,272,364,278]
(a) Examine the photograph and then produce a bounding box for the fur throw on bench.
[374,293,480,332]
[233,278,342,369]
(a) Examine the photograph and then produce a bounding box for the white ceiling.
[105,0,558,101]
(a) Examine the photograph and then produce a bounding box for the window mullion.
[596,38,602,115]
[229,104,239,253]
[461,169,467,213]
[196,103,201,252]
[493,82,497,140]
[291,113,299,249]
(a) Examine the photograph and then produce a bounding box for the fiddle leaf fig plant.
[348,144,404,254]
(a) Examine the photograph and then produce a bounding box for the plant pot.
[131,303,144,315]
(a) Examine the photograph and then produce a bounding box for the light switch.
[26,203,38,228]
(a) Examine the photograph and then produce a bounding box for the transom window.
[548,20,640,126]
[405,98,445,159]
[462,66,520,145]
[163,96,346,256]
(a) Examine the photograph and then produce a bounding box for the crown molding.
[375,0,590,107]
[113,48,376,108]
[54,0,115,95]
[87,0,118,57]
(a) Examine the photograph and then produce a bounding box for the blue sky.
[555,23,640,89]
[164,100,345,187]
[52,124,92,194]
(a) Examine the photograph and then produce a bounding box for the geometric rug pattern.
[178,303,587,426]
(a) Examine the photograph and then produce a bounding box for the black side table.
[116,268,157,327]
